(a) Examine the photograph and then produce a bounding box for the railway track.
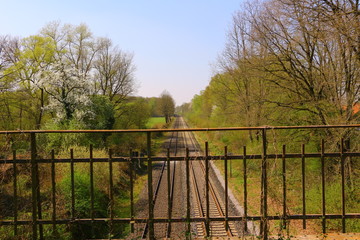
[141,117,240,239]
[141,117,181,239]
[182,118,238,238]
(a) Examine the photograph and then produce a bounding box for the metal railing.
[0,124,360,239]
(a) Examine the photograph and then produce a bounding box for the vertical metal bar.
[186,148,191,237]
[282,145,287,230]
[109,149,114,239]
[30,132,38,240]
[129,149,134,233]
[13,150,18,236]
[205,142,210,237]
[302,144,306,229]
[230,154,232,178]
[51,150,57,234]
[147,132,154,239]
[340,139,346,233]
[224,146,229,232]
[33,137,44,240]
[89,144,95,237]
[166,148,171,237]
[243,146,248,233]
[70,149,75,219]
[260,129,267,240]
[321,139,326,233]
[36,163,44,240]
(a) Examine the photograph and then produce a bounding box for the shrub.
[59,171,108,239]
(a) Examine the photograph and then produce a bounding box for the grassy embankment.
[185,120,360,238]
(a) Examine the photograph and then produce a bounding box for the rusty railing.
[0,125,359,239]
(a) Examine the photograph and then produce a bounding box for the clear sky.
[0,0,243,105]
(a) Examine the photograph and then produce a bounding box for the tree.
[115,97,151,129]
[245,0,360,125]
[5,35,57,128]
[93,38,136,112]
[158,91,175,123]
[0,36,21,130]
[39,61,92,122]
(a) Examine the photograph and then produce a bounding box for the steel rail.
[165,119,178,238]
[181,118,236,238]
[197,157,235,237]
[140,159,167,239]
[141,118,180,239]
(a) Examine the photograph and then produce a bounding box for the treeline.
[183,0,360,146]
[0,22,176,150]
[0,21,137,131]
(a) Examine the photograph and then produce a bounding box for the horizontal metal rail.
[2,152,360,164]
[1,213,359,225]
[0,123,359,134]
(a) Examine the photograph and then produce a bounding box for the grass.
[146,117,166,129]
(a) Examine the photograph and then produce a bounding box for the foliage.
[59,171,108,239]
[0,22,137,131]
[113,97,150,129]
[83,95,115,130]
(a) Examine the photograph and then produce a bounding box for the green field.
[146,117,166,128]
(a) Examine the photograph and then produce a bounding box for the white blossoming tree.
[39,61,93,123]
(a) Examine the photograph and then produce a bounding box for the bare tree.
[239,0,360,125]
[93,38,136,111]
[216,6,270,139]
[0,36,20,82]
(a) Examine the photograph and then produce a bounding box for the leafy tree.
[115,97,151,129]
[4,35,57,128]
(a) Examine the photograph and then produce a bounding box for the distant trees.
[158,91,175,123]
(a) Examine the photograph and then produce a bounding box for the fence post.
[243,146,248,233]
[321,140,326,233]
[260,129,268,240]
[30,132,38,240]
[109,149,114,238]
[147,132,154,239]
[89,144,95,238]
[166,148,172,238]
[13,150,18,236]
[340,139,346,233]
[282,145,287,230]
[224,146,229,232]
[129,149,134,233]
[205,142,210,237]
[186,148,191,238]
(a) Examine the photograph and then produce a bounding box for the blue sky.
[0,0,243,105]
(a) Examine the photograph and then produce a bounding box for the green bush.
[59,171,108,239]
